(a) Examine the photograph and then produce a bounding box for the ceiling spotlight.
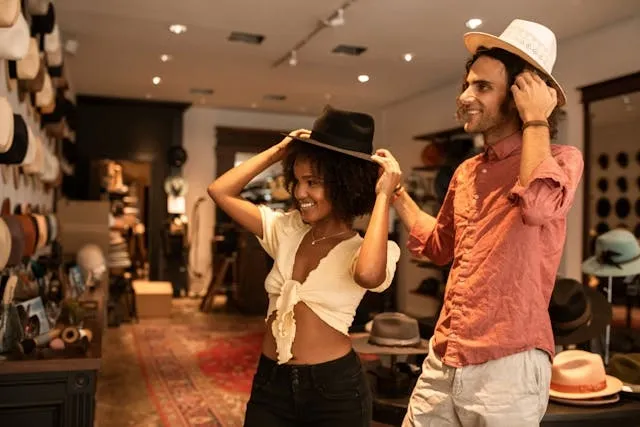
[160,54,172,62]
[358,74,370,83]
[169,24,187,34]
[152,76,161,85]
[403,53,414,62]
[325,8,345,27]
[465,18,483,30]
[288,50,298,66]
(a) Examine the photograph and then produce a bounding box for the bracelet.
[522,120,549,131]
[391,186,405,203]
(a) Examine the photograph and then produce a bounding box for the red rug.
[133,320,264,427]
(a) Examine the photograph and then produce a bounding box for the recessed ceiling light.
[358,74,370,83]
[403,53,414,62]
[465,18,483,30]
[160,54,172,62]
[169,24,187,35]
[152,76,161,85]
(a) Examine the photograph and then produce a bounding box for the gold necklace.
[310,228,350,246]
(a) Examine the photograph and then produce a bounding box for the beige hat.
[16,38,40,79]
[0,0,20,28]
[0,217,11,269]
[0,7,28,60]
[20,125,37,166]
[0,96,13,154]
[549,350,623,400]
[35,72,54,108]
[464,19,566,106]
[26,0,49,15]
[23,133,44,174]
[46,46,63,67]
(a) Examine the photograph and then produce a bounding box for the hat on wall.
[0,8,29,60]
[0,217,11,269]
[352,312,428,355]
[284,105,375,162]
[549,278,611,345]
[0,97,13,154]
[550,349,622,401]
[464,19,566,106]
[0,114,28,165]
[0,0,20,28]
[582,229,640,277]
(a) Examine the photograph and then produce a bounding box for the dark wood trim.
[579,71,640,104]
[76,94,191,112]
[413,126,467,143]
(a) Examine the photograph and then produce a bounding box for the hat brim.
[549,375,623,400]
[351,333,429,355]
[581,256,640,278]
[549,393,620,406]
[463,32,566,107]
[552,285,612,346]
[283,133,375,162]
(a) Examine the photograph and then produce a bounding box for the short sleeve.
[256,205,304,259]
[351,240,401,293]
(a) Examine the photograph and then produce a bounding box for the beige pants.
[403,338,551,427]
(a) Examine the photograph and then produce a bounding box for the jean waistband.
[258,350,361,379]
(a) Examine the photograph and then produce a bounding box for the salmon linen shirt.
[408,132,584,367]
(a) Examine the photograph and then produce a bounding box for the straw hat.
[464,19,566,106]
[549,349,623,400]
[0,0,20,28]
[0,8,29,60]
[0,96,13,154]
[0,217,11,269]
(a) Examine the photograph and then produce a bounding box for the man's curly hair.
[282,140,379,224]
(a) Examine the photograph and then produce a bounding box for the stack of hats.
[108,230,131,269]
[549,349,623,406]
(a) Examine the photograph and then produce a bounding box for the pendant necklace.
[310,228,350,245]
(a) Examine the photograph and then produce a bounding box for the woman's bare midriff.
[262,302,353,365]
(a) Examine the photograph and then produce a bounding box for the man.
[372,19,584,426]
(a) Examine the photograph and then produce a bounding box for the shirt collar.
[484,131,522,161]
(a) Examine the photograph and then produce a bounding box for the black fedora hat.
[284,105,375,162]
[549,278,611,346]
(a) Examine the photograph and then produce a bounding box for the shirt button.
[473,195,479,200]
[481,169,487,174]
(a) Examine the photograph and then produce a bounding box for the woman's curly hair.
[282,140,379,224]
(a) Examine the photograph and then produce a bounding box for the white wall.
[379,16,640,312]
[182,107,314,294]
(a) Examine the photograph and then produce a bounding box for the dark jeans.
[244,350,372,427]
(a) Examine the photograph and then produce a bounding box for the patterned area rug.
[132,315,264,427]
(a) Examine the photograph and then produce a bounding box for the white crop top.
[256,205,401,364]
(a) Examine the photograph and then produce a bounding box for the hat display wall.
[0,8,29,60]
[464,19,566,106]
[549,278,611,346]
[549,350,623,403]
[352,312,428,355]
[0,0,20,28]
[285,105,375,162]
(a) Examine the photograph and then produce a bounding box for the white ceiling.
[55,0,640,115]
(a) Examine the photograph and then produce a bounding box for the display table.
[372,393,640,427]
[0,283,107,427]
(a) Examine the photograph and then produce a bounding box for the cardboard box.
[132,280,173,318]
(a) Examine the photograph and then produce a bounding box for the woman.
[207,106,401,427]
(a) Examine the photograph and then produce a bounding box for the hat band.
[550,379,606,394]
[597,250,640,269]
[553,298,592,332]
[368,334,421,347]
